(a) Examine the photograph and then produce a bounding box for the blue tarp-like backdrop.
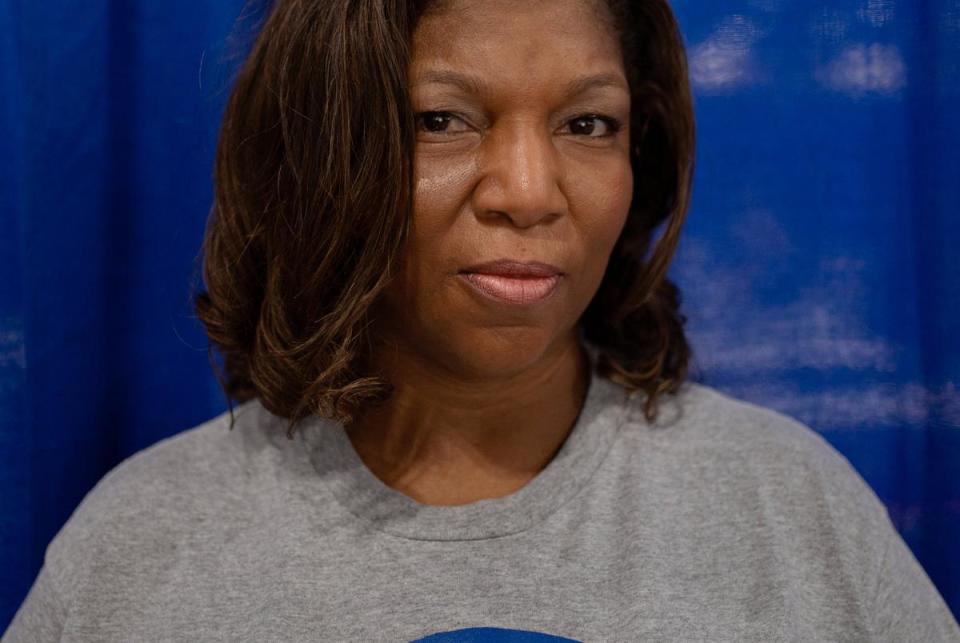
[1,0,958,630]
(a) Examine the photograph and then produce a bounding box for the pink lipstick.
[458,260,563,306]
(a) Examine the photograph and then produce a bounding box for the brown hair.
[195,0,696,437]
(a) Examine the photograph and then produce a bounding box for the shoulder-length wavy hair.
[195,0,696,437]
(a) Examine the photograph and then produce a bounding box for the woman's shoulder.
[621,379,891,522]
[74,400,280,509]
[632,379,818,441]
[633,380,857,462]
[615,380,960,639]
[42,399,297,591]
[618,378,896,566]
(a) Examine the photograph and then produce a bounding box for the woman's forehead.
[410,0,624,89]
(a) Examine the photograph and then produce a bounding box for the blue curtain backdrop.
[1,0,958,630]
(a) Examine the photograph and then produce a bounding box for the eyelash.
[415,111,623,138]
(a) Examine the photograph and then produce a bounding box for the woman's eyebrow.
[562,72,631,98]
[413,69,630,99]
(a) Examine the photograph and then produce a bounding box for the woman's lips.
[458,272,561,305]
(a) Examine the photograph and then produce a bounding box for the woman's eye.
[416,111,470,135]
[416,111,622,139]
[566,114,622,138]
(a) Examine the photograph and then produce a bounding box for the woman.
[5,0,959,641]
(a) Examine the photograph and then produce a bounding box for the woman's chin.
[439,326,571,382]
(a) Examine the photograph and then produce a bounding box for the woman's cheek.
[413,152,476,207]
[411,153,477,264]
[570,159,632,243]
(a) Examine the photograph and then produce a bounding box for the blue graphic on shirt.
[411,627,580,642]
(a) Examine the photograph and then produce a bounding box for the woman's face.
[379,0,633,380]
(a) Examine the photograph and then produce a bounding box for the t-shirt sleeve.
[2,562,66,642]
[868,515,960,641]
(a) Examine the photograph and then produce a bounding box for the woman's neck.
[344,333,590,506]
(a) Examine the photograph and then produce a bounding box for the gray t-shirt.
[4,363,959,641]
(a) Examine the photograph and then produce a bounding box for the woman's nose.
[471,121,567,229]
